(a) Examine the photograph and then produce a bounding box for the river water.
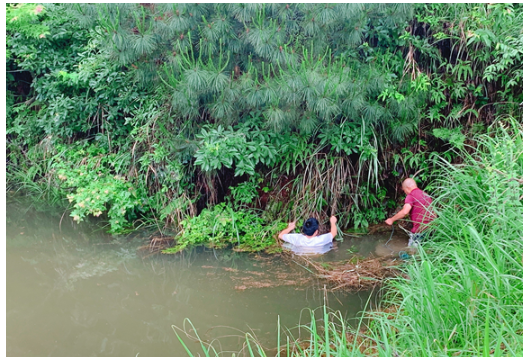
[6,199,407,356]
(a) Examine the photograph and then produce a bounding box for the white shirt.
[282,232,333,247]
[282,242,333,255]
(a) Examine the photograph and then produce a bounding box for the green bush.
[6,3,523,239]
[54,144,148,233]
[194,125,280,177]
[163,203,285,253]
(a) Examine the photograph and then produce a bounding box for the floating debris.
[298,254,407,291]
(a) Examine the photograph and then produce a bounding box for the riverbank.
[291,121,524,356]
[173,121,523,357]
[317,121,523,357]
[7,121,523,357]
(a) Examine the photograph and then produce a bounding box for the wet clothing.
[281,232,333,247]
[404,188,435,233]
[282,242,333,255]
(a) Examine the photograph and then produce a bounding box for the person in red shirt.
[385,178,436,246]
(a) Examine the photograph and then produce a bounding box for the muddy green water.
[6,200,408,356]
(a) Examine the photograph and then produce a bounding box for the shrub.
[163,203,285,253]
[54,144,148,233]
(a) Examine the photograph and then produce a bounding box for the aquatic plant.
[172,301,373,357]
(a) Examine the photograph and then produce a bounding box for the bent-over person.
[385,178,435,247]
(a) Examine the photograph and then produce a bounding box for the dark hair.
[302,217,319,236]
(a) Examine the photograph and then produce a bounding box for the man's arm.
[385,203,412,226]
[278,221,296,240]
[329,216,338,238]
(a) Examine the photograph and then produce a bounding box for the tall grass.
[172,119,522,357]
[362,118,523,356]
[7,139,68,207]
[7,162,67,207]
[172,303,372,357]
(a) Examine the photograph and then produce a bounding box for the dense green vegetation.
[6,3,523,357]
[7,3,522,240]
[175,120,523,356]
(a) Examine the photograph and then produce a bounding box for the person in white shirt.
[278,216,338,247]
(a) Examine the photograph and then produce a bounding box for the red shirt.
[405,188,435,233]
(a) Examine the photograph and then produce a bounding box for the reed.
[363,118,523,356]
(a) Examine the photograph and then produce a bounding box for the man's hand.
[385,204,411,226]
[278,220,296,240]
[329,215,338,238]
